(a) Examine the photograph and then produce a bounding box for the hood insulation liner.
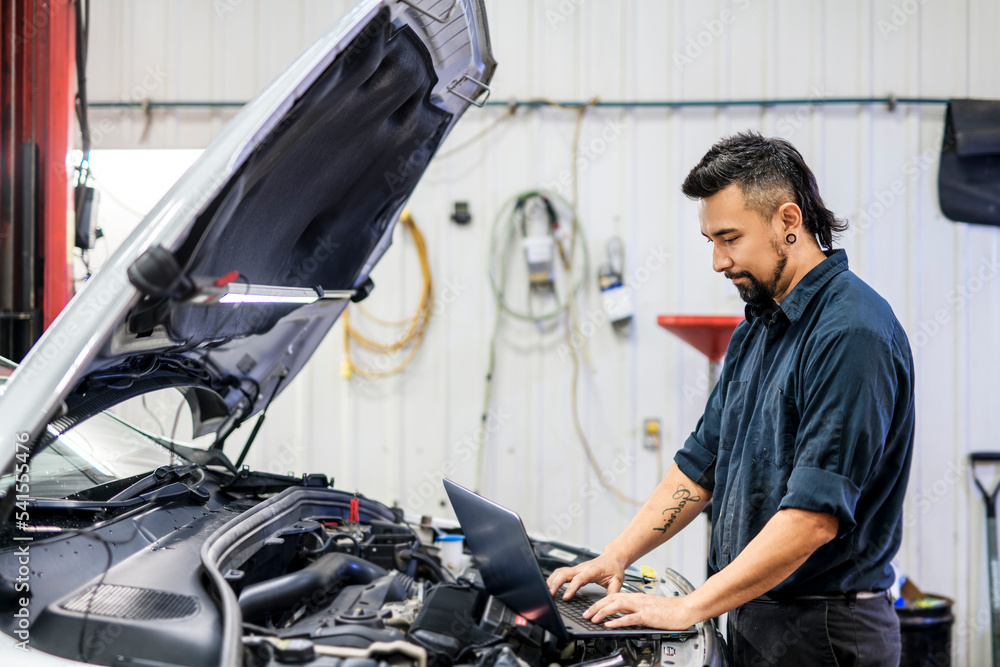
[161,12,451,345]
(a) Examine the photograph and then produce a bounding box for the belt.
[753,590,891,603]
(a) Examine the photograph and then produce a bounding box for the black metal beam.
[87,95,950,111]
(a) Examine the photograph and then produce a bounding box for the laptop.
[442,478,698,642]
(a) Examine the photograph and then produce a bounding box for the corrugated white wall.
[87,1,1000,663]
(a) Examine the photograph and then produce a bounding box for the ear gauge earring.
[785,233,797,244]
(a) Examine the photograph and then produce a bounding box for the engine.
[0,478,720,667]
[213,488,717,667]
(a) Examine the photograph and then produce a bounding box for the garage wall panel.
[86,2,1000,664]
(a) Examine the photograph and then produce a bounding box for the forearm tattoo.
[653,486,702,534]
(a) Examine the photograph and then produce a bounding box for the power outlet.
[643,418,661,451]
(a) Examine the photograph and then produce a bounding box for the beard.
[725,241,788,308]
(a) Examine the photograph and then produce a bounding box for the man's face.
[699,184,788,308]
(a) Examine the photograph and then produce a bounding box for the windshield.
[0,357,187,499]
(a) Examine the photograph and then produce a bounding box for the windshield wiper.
[25,481,210,514]
[108,463,201,502]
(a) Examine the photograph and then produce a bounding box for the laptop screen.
[443,479,569,641]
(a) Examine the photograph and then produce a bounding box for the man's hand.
[545,465,709,603]
[546,554,626,600]
[584,592,696,631]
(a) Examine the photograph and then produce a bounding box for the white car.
[0,1,725,665]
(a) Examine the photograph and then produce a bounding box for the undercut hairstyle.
[681,131,847,250]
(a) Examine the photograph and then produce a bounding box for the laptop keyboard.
[554,586,656,631]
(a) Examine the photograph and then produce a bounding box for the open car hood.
[0,0,495,479]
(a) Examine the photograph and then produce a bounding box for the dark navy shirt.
[675,250,915,596]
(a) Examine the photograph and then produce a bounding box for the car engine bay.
[0,468,723,667]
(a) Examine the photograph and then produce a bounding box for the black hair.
[681,131,847,250]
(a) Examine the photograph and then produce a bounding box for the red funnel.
[656,315,744,362]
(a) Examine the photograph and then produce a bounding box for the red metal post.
[0,3,14,317]
[40,0,76,327]
[0,0,75,356]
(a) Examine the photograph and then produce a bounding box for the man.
[546,132,914,666]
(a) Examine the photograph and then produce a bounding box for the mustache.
[724,271,753,281]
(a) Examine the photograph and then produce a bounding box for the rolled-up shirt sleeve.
[675,323,751,494]
[676,387,722,493]
[778,328,900,533]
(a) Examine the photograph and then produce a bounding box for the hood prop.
[231,372,285,470]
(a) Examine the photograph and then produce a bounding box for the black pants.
[726,594,901,666]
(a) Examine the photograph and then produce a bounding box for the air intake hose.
[239,552,387,621]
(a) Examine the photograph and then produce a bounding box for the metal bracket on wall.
[397,0,458,24]
[447,74,491,108]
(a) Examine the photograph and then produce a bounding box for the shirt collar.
[744,249,849,325]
